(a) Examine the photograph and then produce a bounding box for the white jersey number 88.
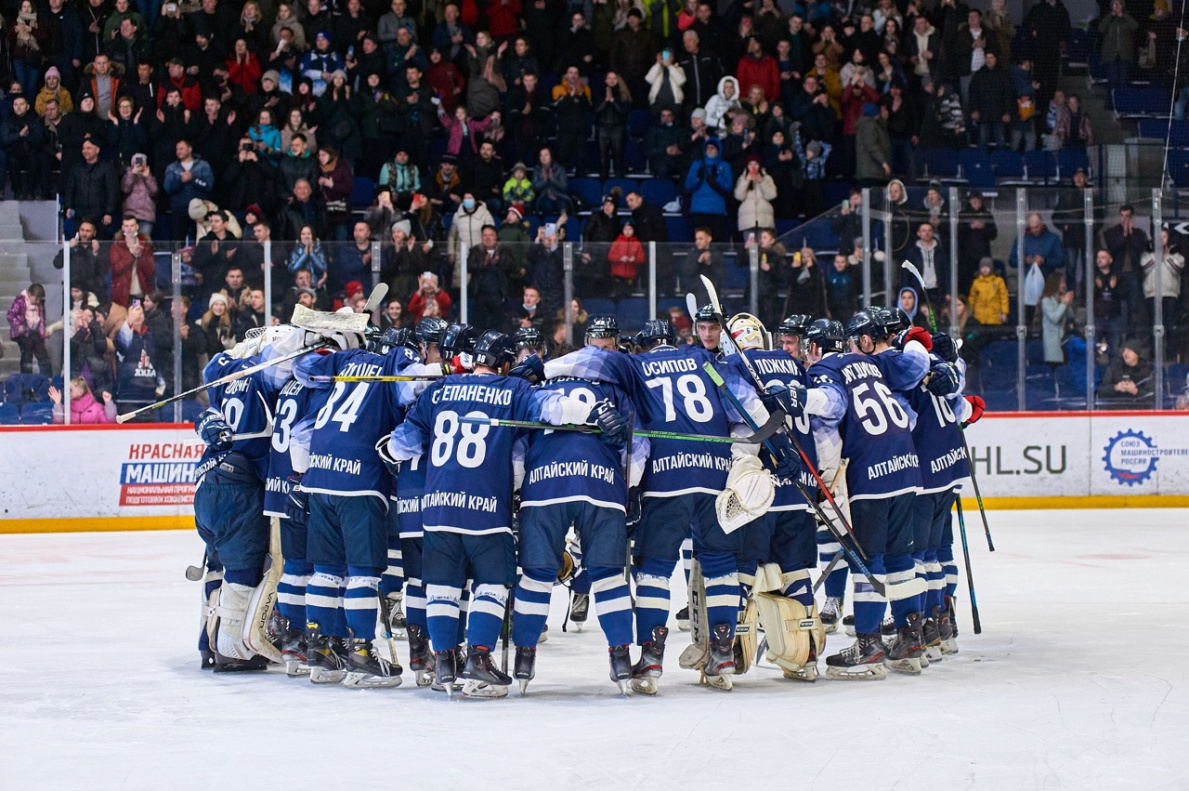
[431,410,491,469]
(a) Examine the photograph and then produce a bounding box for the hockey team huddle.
[189,279,986,698]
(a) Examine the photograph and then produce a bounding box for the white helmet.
[727,313,768,351]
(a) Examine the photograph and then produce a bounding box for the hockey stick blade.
[699,274,741,356]
[685,292,699,323]
[900,260,926,293]
[362,282,389,313]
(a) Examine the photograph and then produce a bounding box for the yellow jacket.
[968,273,1009,325]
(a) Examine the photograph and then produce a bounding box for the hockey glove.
[285,475,309,527]
[626,485,642,528]
[931,333,958,363]
[767,433,803,481]
[962,394,985,426]
[589,400,629,447]
[196,409,233,451]
[760,381,807,419]
[508,353,545,384]
[894,326,933,352]
[450,352,474,373]
[925,362,961,397]
[376,435,402,477]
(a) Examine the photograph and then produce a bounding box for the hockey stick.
[458,414,787,445]
[812,459,851,593]
[500,587,514,674]
[704,362,885,595]
[376,593,402,666]
[309,374,447,383]
[117,284,390,423]
[901,262,996,552]
[954,496,983,634]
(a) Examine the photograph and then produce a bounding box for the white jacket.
[447,203,495,287]
[703,76,741,135]
[645,61,686,106]
[1141,249,1185,300]
[733,171,778,232]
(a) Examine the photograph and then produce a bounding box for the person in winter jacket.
[703,76,741,135]
[1009,212,1066,278]
[447,193,495,288]
[684,137,733,242]
[315,144,354,241]
[163,139,215,241]
[967,52,1015,149]
[120,157,157,236]
[854,100,891,185]
[109,216,156,307]
[735,37,779,109]
[62,138,119,231]
[7,283,52,375]
[50,377,116,423]
[825,253,859,321]
[113,301,164,419]
[608,219,645,298]
[55,220,109,300]
[1097,0,1138,89]
[967,257,1009,326]
[733,159,777,237]
[1141,228,1185,330]
[501,162,535,211]
[645,50,686,111]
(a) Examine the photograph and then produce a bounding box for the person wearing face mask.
[447,191,495,291]
[467,224,515,330]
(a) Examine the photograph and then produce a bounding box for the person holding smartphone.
[120,153,158,238]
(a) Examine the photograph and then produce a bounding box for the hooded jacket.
[684,138,733,216]
[1009,221,1065,278]
[703,76,741,134]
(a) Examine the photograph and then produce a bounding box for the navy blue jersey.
[725,348,817,511]
[198,351,289,481]
[294,346,421,502]
[264,378,330,517]
[388,373,588,535]
[393,454,426,537]
[809,352,923,501]
[906,358,971,494]
[520,376,646,513]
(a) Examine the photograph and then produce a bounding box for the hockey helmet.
[845,309,880,343]
[586,315,620,339]
[513,326,546,351]
[694,304,721,325]
[473,330,517,370]
[778,314,812,337]
[373,327,419,356]
[727,312,768,351]
[415,316,449,347]
[873,306,910,337]
[804,318,845,353]
[635,319,676,349]
[617,334,636,354]
[440,323,479,356]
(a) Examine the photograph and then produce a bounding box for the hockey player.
[687,304,725,357]
[720,313,826,682]
[544,320,786,693]
[800,315,930,678]
[511,341,647,693]
[193,326,318,671]
[289,328,423,687]
[382,330,629,698]
[513,326,548,363]
[777,315,813,361]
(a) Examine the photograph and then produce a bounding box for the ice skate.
[431,647,464,695]
[407,625,435,686]
[675,605,690,632]
[609,645,633,694]
[879,616,896,638]
[783,644,820,683]
[884,612,924,675]
[212,651,269,673]
[461,646,511,699]
[922,607,944,664]
[380,590,408,640]
[281,628,310,677]
[700,624,735,691]
[569,592,590,632]
[343,638,403,688]
[630,626,668,695]
[940,597,959,655]
[306,627,347,685]
[514,646,536,695]
[825,634,888,680]
[820,596,842,634]
[843,614,856,637]
[539,623,549,643]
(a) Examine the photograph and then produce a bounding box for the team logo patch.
[1102,430,1157,486]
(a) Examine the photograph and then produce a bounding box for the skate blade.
[699,672,733,691]
[782,664,819,682]
[616,679,631,696]
[462,680,509,699]
[285,660,311,677]
[309,667,346,684]
[519,679,530,696]
[678,643,708,670]
[414,668,435,687]
[343,671,403,689]
[919,653,930,669]
[925,646,943,663]
[885,657,922,675]
[822,622,838,635]
[630,677,658,695]
[676,620,691,632]
[571,621,585,633]
[538,632,549,644]
[825,664,888,680]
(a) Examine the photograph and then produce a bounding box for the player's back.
[201,352,285,479]
[264,378,330,517]
[905,366,970,494]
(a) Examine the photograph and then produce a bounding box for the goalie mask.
[727,313,768,351]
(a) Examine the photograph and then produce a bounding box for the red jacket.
[157,76,202,111]
[485,0,522,38]
[407,288,453,322]
[841,84,878,135]
[608,234,645,279]
[736,55,779,105]
[108,235,156,307]
[227,54,262,95]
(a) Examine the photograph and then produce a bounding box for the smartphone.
[348,46,355,58]
[662,49,671,61]
[794,251,802,265]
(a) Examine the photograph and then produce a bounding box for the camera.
[241,142,253,151]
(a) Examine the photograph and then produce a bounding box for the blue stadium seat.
[723,259,749,290]
[919,147,959,178]
[4,373,49,405]
[624,139,645,173]
[20,403,53,424]
[0,403,19,424]
[640,179,677,207]
[1056,149,1090,178]
[568,177,603,210]
[350,176,375,208]
[1112,87,1169,119]
[1025,340,1045,365]
[657,297,686,316]
[583,298,616,317]
[1138,118,1189,145]
[980,390,1018,412]
[616,297,649,330]
[1065,27,1090,66]
[786,223,839,252]
[824,181,852,207]
[628,109,652,140]
[1024,150,1057,182]
[990,150,1026,182]
[959,149,994,189]
[603,178,636,200]
[774,218,800,237]
[665,215,692,242]
[1168,150,1189,188]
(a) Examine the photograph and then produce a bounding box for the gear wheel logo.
[1102,430,1158,486]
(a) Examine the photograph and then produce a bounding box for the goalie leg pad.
[678,559,709,670]
[716,456,775,534]
[754,594,825,674]
[214,582,256,661]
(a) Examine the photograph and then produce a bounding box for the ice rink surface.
[2,509,1188,790]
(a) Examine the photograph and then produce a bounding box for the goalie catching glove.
[715,455,775,533]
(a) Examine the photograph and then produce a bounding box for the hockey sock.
[590,566,633,647]
[817,526,850,598]
[344,569,382,640]
[700,552,739,639]
[885,553,926,627]
[938,546,958,599]
[681,539,693,586]
[307,569,347,638]
[278,559,313,629]
[781,568,814,609]
[467,583,509,649]
[737,561,757,604]
[913,549,929,616]
[224,567,263,587]
[634,557,675,645]
[513,568,554,648]
[405,578,427,629]
[570,567,592,595]
[425,584,462,653]
[852,554,887,635]
[380,538,404,597]
[924,548,944,612]
[456,583,471,647]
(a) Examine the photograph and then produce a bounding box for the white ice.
[2,509,1188,790]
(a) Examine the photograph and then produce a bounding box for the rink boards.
[1,412,1187,532]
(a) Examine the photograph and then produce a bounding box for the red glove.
[450,353,474,373]
[902,326,933,352]
[963,395,985,425]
